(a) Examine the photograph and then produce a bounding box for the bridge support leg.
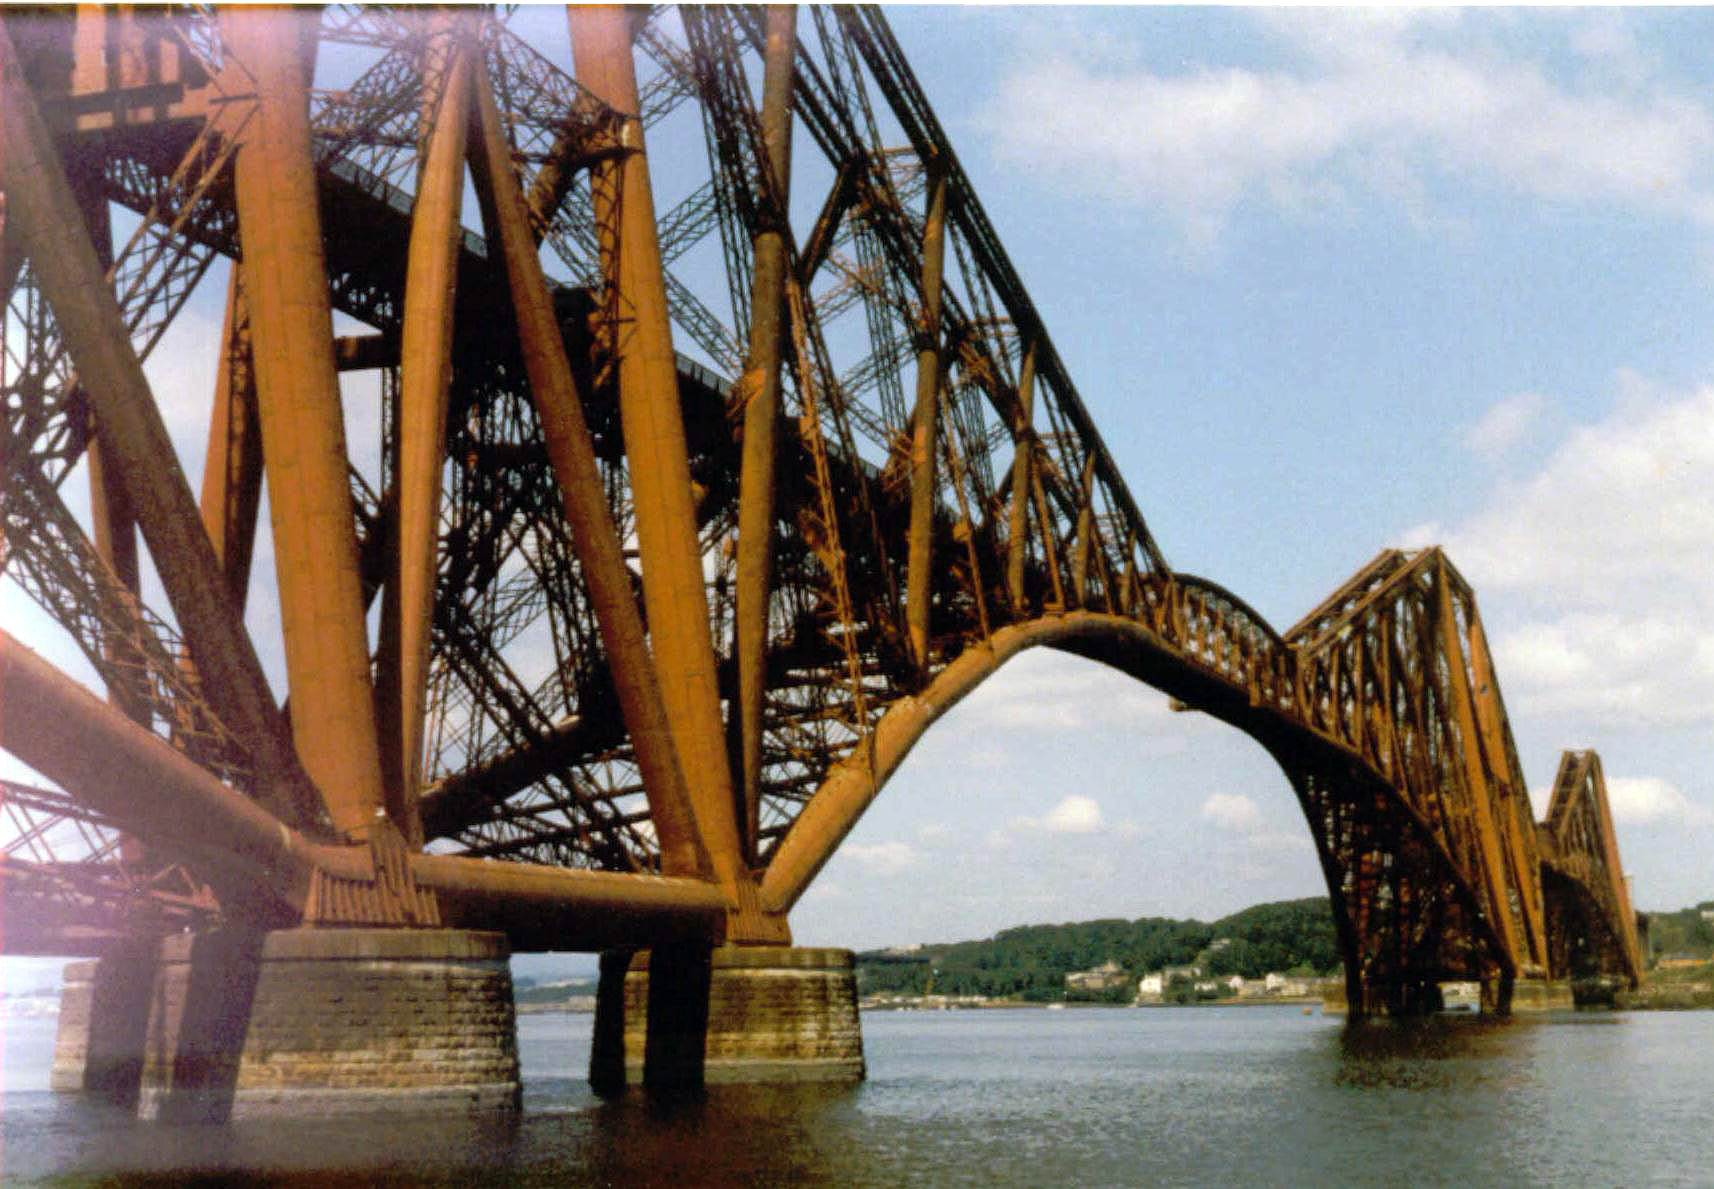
[53,929,520,1120]
[50,939,158,1107]
[1486,975,1574,1015]
[590,946,865,1088]
[1480,974,1513,1017]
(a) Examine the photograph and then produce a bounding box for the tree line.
[856,896,1342,1002]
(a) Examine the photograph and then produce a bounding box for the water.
[4,1006,1712,1185]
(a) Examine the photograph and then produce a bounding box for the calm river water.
[3,1005,1711,1185]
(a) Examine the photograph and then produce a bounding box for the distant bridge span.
[0,2,1639,1031]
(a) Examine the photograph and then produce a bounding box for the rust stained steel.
[197,269,264,610]
[0,18,315,830]
[0,6,1641,997]
[733,4,799,864]
[904,167,948,673]
[1432,560,1537,975]
[1542,751,1644,985]
[463,45,709,881]
[223,5,388,841]
[375,12,472,848]
[1004,340,1038,608]
[68,117,148,728]
[0,631,726,950]
[570,5,778,941]
[1,777,220,956]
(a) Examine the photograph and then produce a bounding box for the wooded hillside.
[856,897,1341,1002]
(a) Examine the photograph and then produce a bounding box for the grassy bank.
[1615,961,1714,1010]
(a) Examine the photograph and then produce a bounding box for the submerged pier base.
[51,928,520,1120]
[590,944,865,1089]
[1323,974,1575,1018]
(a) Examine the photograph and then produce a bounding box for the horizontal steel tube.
[0,631,725,949]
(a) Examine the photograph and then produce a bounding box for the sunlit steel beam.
[224,5,388,840]
[734,5,798,863]
[570,5,779,941]
[465,52,710,881]
[375,14,472,849]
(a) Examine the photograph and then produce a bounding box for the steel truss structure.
[0,4,1641,1010]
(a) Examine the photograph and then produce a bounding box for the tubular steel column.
[466,62,709,882]
[224,6,387,839]
[905,167,949,673]
[734,5,797,863]
[570,7,779,940]
[198,269,263,610]
[1004,340,1037,610]
[66,122,146,722]
[376,17,471,848]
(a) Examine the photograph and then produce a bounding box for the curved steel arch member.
[761,601,1508,1015]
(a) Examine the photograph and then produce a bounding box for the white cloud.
[977,11,1714,250]
[1039,794,1103,834]
[955,651,1179,735]
[842,841,918,875]
[1441,381,1714,729]
[1605,777,1713,827]
[799,879,845,902]
[1465,392,1545,458]
[1200,792,1263,832]
[1569,12,1651,87]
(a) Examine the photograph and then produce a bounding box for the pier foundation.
[1486,975,1574,1015]
[590,944,865,1088]
[52,928,520,1120]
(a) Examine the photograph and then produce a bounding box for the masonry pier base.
[51,928,520,1120]
[590,945,865,1088]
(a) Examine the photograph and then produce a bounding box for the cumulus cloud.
[1606,777,1714,827]
[1039,795,1104,834]
[1465,392,1545,458]
[1200,792,1263,832]
[954,651,1179,736]
[842,841,919,875]
[1440,381,1714,729]
[976,11,1714,250]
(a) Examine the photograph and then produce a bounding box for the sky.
[5,7,1714,976]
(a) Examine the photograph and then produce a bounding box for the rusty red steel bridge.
[1,3,1642,1028]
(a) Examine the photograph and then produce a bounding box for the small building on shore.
[1066,960,1130,996]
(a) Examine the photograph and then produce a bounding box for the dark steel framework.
[0,4,1641,1012]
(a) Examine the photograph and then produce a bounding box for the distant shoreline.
[859,995,1325,1012]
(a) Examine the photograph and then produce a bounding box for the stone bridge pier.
[590,945,865,1089]
[52,929,521,1120]
[52,931,864,1116]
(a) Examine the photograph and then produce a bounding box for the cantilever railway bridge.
[1,3,1641,1027]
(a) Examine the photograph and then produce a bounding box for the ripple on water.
[5,1007,1714,1186]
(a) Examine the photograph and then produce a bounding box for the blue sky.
[5,8,1713,976]
[791,6,1714,949]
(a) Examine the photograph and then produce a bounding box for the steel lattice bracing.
[0,5,1641,1011]
[1539,751,1645,987]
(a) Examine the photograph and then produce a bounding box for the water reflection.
[1331,1012,1529,1088]
[6,1008,1713,1186]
